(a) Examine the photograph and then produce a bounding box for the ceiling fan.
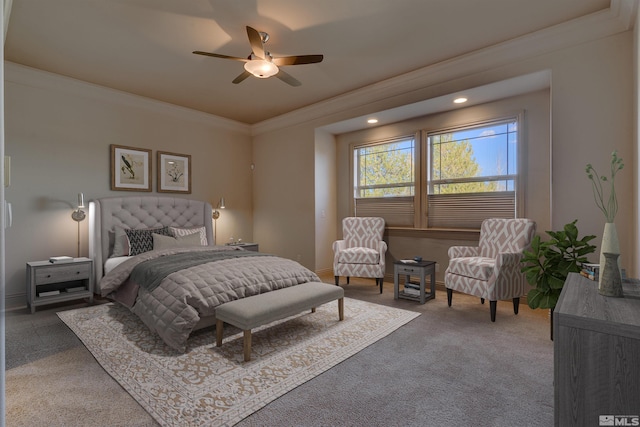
[193,26,323,87]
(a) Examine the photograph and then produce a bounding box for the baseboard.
[315,267,334,277]
[5,292,27,311]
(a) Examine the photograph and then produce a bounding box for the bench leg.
[243,330,252,362]
[338,297,344,321]
[311,307,316,313]
[216,319,224,347]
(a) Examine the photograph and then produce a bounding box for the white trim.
[4,62,252,135]
[0,3,6,424]
[252,4,635,136]
[3,0,12,40]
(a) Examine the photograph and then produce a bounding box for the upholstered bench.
[215,282,345,362]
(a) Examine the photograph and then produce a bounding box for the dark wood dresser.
[554,273,640,426]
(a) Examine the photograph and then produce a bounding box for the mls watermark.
[600,415,640,426]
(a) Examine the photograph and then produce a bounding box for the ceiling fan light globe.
[244,59,279,78]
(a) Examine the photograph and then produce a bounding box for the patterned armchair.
[333,217,387,293]
[445,218,536,322]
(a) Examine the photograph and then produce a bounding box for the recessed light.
[454,97,468,104]
[367,118,378,124]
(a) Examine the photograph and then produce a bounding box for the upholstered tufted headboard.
[88,196,214,292]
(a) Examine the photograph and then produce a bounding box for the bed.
[88,196,320,352]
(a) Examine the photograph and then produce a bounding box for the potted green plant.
[520,220,596,339]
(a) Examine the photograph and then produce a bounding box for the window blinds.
[354,196,414,227]
[427,191,515,229]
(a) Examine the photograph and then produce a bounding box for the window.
[354,137,415,198]
[426,118,519,229]
[352,136,416,226]
[348,115,523,231]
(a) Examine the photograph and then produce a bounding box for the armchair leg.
[334,276,339,286]
[481,298,485,304]
[446,288,452,307]
[378,278,383,294]
[513,297,520,315]
[347,277,350,285]
[490,301,497,322]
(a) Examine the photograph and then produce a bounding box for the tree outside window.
[354,137,415,198]
[429,120,517,195]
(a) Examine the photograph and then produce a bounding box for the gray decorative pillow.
[169,226,208,246]
[111,226,130,257]
[125,227,172,256]
[153,232,202,250]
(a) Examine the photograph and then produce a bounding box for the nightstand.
[26,257,94,313]
[227,242,259,252]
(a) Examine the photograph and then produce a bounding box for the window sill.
[385,227,480,241]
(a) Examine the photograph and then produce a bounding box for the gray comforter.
[99,246,321,352]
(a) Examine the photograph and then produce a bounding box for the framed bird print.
[110,145,152,191]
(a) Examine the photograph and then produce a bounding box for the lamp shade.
[244,59,279,78]
[212,197,225,220]
[77,192,85,209]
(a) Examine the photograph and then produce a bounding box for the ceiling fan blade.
[272,55,324,66]
[193,51,248,62]
[275,69,301,87]
[232,70,252,84]
[246,26,265,59]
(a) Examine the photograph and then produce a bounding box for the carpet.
[58,298,419,427]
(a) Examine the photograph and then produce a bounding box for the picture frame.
[157,151,191,194]
[110,145,152,192]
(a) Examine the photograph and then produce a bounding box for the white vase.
[599,222,620,286]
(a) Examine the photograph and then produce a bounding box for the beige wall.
[334,90,551,281]
[4,63,253,308]
[253,31,636,279]
[251,124,317,266]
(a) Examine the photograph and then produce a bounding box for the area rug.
[58,298,419,427]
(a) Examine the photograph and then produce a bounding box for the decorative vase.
[599,252,623,297]
[599,222,620,286]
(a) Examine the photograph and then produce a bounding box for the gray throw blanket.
[130,250,270,292]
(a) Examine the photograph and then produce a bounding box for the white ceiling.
[5,0,612,125]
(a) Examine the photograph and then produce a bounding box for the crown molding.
[610,0,638,29]
[4,61,251,135]
[251,2,636,137]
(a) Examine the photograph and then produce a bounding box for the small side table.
[26,257,94,313]
[227,242,259,252]
[393,260,436,304]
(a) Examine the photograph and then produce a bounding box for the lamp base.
[72,209,86,222]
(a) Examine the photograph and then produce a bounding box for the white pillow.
[153,232,203,250]
[169,226,208,246]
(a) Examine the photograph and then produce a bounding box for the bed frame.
[88,196,214,294]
